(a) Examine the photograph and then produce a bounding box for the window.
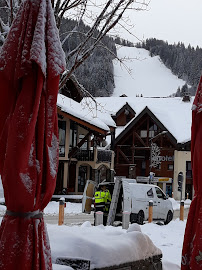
[155,187,165,199]
[79,134,88,150]
[140,130,147,138]
[126,114,131,124]
[149,130,155,138]
[78,166,87,192]
[140,130,155,138]
[168,164,174,171]
[58,121,66,157]
[150,124,158,131]
[186,161,192,178]
[69,121,77,149]
[147,188,154,198]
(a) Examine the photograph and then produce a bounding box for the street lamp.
[149,131,168,184]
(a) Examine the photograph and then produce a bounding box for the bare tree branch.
[0,0,149,96]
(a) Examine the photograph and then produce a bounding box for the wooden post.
[180,200,184,221]
[148,200,153,223]
[58,197,65,226]
[95,211,103,226]
[122,211,130,229]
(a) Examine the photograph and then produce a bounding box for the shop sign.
[153,155,174,162]
[158,178,170,182]
[136,176,172,183]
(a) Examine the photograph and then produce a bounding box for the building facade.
[96,96,193,200]
[55,94,115,195]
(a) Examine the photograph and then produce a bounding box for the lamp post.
[149,131,168,184]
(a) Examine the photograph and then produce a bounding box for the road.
[44,208,189,225]
[44,213,94,225]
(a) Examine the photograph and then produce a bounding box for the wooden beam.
[116,164,136,166]
[68,132,92,158]
[117,147,130,164]
[134,132,147,147]
[147,116,150,146]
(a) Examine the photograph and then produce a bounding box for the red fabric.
[181,76,202,269]
[0,0,65,269]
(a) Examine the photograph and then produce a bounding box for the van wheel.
[164,211,173,225]
[130,213,137,224]
[137,211,144,225]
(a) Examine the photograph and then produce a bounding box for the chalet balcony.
[75,148,114,163]
[75,149,94,161]
[97,149,113,163]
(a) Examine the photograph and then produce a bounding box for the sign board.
[136,176,172,184]
[153,155,174,162]
[158,178,170,182]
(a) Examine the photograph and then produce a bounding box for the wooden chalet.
[55,77,115,195]
[114,106,177,195]
[96,96,193,200]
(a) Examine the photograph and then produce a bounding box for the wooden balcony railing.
[97,149,112,163]
[75,150,94,161]
[75,148,113,163]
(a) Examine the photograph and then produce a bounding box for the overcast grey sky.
[118,0,202,48]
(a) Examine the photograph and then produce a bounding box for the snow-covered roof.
[57,94,116,133]
[95,96,194,144]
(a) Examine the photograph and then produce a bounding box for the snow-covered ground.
[48,219,185,270]
[0,200,190,270]
[46,199,188,270]
[47,200,188,270]
[113,46,187,97]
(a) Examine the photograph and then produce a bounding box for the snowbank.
[0,212,187,270]
[48,221,161,269]
[142,219,186,268]
[169,198,191,210]
[53,264,73,270]
[44,201,82,215]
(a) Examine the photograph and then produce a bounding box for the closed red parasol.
[0,0,66,269]
[181,75,202,269]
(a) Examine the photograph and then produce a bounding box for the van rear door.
[122,180,131,213]
[82,180,97,213]
[146,187,158,219]
[154,186,167,220]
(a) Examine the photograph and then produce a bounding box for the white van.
[129,183,173,225]
[82,180,173,225]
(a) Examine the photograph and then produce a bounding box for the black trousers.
[94,204,108,226]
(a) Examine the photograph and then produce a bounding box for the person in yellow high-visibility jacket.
[94,184,111,225]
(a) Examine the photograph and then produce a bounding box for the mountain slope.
[112,46,187,97]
